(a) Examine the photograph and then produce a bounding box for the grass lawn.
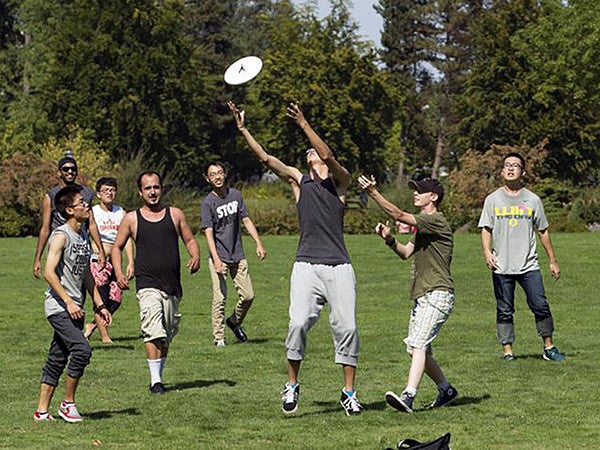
[0,233,598,449]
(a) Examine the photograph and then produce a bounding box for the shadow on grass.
[167,379,237,391]
[90,343,136,351]
[110,335,143,342]
[86,407,140,420]
[239,338,270,345]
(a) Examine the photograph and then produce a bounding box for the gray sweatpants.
[41,311,91,386]
[286,262,359,366]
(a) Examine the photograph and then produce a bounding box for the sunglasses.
[60,166,77,173]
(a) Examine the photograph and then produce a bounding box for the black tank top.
[295,174,350,265]
[135,207,182,297]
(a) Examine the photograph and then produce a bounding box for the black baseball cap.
[408,177,444,204]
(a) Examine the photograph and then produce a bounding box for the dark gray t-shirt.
[295,174,350,265]
[478,187,548,274]
[201,188,248,263]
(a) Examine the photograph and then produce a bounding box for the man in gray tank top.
[229,101,362,416]
[33,185,112,423]
[478,152,565,362]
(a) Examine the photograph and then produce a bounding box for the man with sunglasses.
[228,101,362,417]
[33,155,105,278]
[478,152,565,362]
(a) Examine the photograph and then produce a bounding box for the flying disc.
[224,56,263,85]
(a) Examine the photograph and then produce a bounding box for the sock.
[404,387,417,397]
[344,389,355,397]
[147,358,162,385]
[437,379,450,391]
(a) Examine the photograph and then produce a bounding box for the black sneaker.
[149,382,165,395]
[281,382,300,415]
[502,353,516,361]
[226,316,248,343]
[428,385,459,409]
[385,390,414,413]
[340,390,363,416]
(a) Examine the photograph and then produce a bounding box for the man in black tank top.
[229,101,362,416]
[111,171,200,394]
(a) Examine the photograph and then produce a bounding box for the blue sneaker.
[543,347,565,361]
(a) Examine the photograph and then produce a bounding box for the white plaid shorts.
[404,290,454,352]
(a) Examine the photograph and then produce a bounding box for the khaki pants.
[208,258,254,341]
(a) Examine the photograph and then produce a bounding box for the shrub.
[0,153,55,235]
[568,189,600,225]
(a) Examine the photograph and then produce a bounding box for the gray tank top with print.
[44,224,91,317]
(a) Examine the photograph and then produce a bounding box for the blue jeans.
[492,270,554,345]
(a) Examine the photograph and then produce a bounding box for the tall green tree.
[239,0,397,180]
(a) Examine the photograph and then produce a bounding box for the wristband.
[385,236,397,248]
[94,303,108,314]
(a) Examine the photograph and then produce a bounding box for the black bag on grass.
[385,432,451,450]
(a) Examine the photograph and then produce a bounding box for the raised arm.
[228,101,302,188]
[33,193,52,278]
[358,175,417,226]
[286,102,351,189]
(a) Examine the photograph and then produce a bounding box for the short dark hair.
[95,177,118,191]
[503,152,526,170]
[204,161,226,176]
[136,171,162,190]
[55,185,83,218]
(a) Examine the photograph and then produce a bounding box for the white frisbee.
[224,56,263,85]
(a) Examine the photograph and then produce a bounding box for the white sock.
[147,358,162,385]
[404,386,417,397]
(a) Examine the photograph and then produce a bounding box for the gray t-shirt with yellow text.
[478,187,548,275]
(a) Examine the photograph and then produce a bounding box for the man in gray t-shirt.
[478,152,565,362]
[201,162,266,346]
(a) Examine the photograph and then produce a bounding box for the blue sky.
[294,0,383,48]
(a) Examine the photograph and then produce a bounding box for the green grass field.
[1,233,598,449]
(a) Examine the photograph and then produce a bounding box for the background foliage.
[1,0,599,235]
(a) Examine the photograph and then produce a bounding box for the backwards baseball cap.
[408,177,444,204]
[57,156,77,171]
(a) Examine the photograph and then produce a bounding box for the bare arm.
[33,194,52,278]
[358,175,417,226]
[83,272,112,326]
[539,229,560,280]
[44,233,83,320]
[480,227,498,270]
[172,208,200,274]
[375,221,414,260]
[242,216,267,260]
[228,101,303,190]
[286,103,351,189]
[88,212,106,267]
[203,228,224,274]
[111,212,135,289]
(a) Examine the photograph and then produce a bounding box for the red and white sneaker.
[33,411,56,422]
[57,401,83,423]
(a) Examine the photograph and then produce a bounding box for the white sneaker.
[58,401,83,423]
[281,382,300,415]
[214,339,226,347]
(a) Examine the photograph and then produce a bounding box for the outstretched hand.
[228,101,246,130]
[286,102,307,128]
[357,174,377,192]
